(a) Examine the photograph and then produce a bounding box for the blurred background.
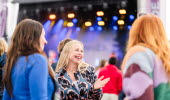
[0,0,170,67]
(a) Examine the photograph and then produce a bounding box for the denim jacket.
[55,66,102,100]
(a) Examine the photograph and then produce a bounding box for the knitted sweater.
[122,46,170,100]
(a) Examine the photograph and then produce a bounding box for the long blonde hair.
[0,38,8,56]
[55,40,89,72]
[126,14,170,76]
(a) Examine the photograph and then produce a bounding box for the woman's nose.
[44,38,48,44]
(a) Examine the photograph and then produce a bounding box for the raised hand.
[94,76,110,89]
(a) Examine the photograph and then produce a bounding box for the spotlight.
[119,9,126,14]
[76,27,81,31]
[97,26,102,31]
[96,17,102,21]
[89,27,94,31]
[98,21,105,26]
[23,9,27,15]
[63,20,68,27]
[121,1,127,8]
[73,5,78,11]
[117,20,124,25]
[68,13,75,18]
[72,18,78,23]
[47,8,52,13]
[127,25,132,30]
[112,16,118,21]
[129,15,135,20]
[85,21,92,26]
[60,6,65,12]
[103,3,108,9]
[67,22,74,27]
[49,14,56,20]
[35,9,40,14]
[87,4,93,10]
[97,11,104,16]
[113,26,118,30]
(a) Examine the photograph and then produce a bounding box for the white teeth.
[76,57,81,59]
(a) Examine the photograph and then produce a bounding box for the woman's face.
[69,42,84,65]
[39,29,47,50]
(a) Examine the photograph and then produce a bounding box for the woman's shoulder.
[28,53,46,60]
[122,45,155,74]
[27,53,47,65]
[28,53,45,58]
[123,45,155,65]
[127,45,155,56]
[127,45,147,56]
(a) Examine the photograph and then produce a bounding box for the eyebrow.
[75,48,83,50]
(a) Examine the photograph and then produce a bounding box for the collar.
[58,68,66,76]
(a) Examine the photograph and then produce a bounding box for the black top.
[51,62,57,71]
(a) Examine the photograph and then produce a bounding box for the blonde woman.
[0,38,8,99]
[0,38,8,67]
[55,40,110,100]
[122,14,170,100]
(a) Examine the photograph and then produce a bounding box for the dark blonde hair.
[126,14,170,77]
[3,19,54,96]
[98,59,107,68]
[57,38,72,53]
[0,38,8,56]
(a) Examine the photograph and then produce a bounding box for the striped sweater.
[122,45,170,100]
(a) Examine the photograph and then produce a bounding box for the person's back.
[3,54,50,100]
[123,46,170,100]
[99,64,122,94]
[99,57,122,100]
[122,14,170,100]
[149,49,170,100]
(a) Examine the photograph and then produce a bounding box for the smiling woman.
[55,40,110,100]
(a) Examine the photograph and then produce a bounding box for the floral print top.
[55,66,102,100]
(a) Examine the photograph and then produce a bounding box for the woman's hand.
[93,76,110,89]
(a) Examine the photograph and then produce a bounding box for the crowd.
[0,13,170,100]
